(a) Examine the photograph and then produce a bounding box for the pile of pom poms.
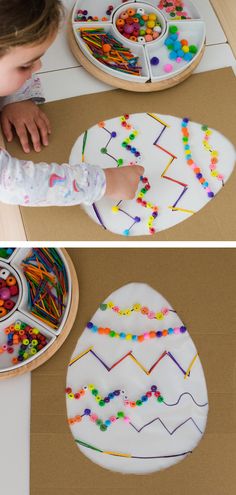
[0,320,49,365]
[165,25,198,62]
[116,7,162,43]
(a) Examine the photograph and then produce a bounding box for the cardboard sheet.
[6,67,236,240]
[31,248,236,495]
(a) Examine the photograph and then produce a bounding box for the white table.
[0,1,235,493]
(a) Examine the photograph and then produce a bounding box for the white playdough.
[66,283,208,474]
[69,113,235,236]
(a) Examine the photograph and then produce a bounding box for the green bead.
[109,331,116,337]
[182,137,188,142]
[141,188,147,194]
[139,19,145,26]
[170,12,175,17]
[117,411,124,418]
[92,389,98,396]
[129,134,135,140]
[136,400,142,406]
[100,303,107,311]
[100,147,107,154]
[117,158,124,166]
[157,396,164,402]
[96,419,102,425]
[202,125,208,131]
[122,141,127,147]
[100,424,107,431]
[99,400,105,407]
[20,323,27,329]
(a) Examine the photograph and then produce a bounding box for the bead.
[150,56,159,65]
[164,63,173,73]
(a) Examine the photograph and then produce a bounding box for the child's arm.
[0,148,143,206]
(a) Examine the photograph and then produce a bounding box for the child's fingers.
[36,117,49,147]
[15,123,30,153]
[40,111,52,135]
[26,121,42,152]
[1,116,13,143]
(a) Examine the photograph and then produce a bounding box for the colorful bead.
[201,125,223,182]
[98,302,170,320]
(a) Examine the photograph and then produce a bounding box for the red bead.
[66,387,72,394]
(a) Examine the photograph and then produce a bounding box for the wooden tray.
[68,0,205,92]
[0,248,79,379]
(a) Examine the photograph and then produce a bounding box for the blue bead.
[180,326,187,333]
[184,52,193,62]
[132,335,138,341]
[185,145,190,150]
[141,395,148,402]
[170,33,178,41]
[87,321,93,329]
[111,131,117,138]
[134,216,141,223]
[108,393,114,399]
[84,409,91,415]
[173,41,181,51]
[92,325,98,333]
[123,229,130,236]
[105,420,111,426]
[168,328,174,334]
[120,333,126,339]
[204,182,208,187]
[156,331,162,338]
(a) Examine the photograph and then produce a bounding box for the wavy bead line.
[87,321,187,341]
[181,118,214,198]
[99,301,172,320]
[66,384,164,407]
[75,438,192,459]
[69,411,202,435]
[201,125,224,183]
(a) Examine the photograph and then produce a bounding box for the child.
[0,0,143,206]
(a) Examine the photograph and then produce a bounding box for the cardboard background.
[31,248,236,495]
[6,67,236,241]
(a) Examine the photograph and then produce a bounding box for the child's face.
[0,31,57,96]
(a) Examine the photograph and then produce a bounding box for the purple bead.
[151,385,157,391]
[83,10,88,15]
[127,145,131,151]
[180,326,187,333]
[134,216,141,223]
[135,151,140,157]
[152,212,158,218]
[196,173,202,179]
[183,117,189,123]
[104,397,110,403]
[208,192,214,198]
[156,331,162,338]
[114,390,120,396]
[87,321,93,329]
[84,408,91,415]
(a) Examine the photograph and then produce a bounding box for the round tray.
[68,0,206,92]
[0,249,79,380]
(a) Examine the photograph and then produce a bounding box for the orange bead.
[181,39,188,46]
[98,121,105,128]
[6,276,16,286]
[104,327,110,335]
[98,327,105,334]
[142,14,148,21]
[79,389,85,396]
[146,28,153,35]
[138,335,144,342]
[0,299,4,307]
[149,331,156,338]
[187,159,194,165]
[0,307,7,317]
[103,43,111,53]
[199,178,205,184]
[75,415,82,422]
[4,327,11,334]
[194,168,200,174]
[162,330,168,337]
[12,357,18,364]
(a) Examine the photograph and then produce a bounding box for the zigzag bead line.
[99,301,174,320]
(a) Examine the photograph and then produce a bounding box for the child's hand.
[104,165,144,200]
[0,100,51,153]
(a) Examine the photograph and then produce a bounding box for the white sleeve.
[0,148,106,206]
[0,75,45,110]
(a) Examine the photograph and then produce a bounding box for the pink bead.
[145,34,153,42]
[113,306,119,312]
[218,174,224,180]
[191,164,195,170]
[124,416,130,423]
[210,164,216,171]
[124,400,129,406]
[164,63,173,73]
[162,307,169,315]
[90,414,98,422]
[153,32,159,39]
[2,344,7,351]
[143,332,150,339]
[0,287,11,300]
[174,327,180,334]
[206,187,211,193]
[148,311,155,319]
[176,57,182,63]
[110,416,116,422]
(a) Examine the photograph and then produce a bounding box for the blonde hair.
[0,0,65,57]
